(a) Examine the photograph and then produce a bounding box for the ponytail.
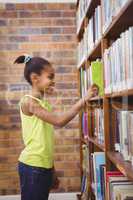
[14,55,32,64]
[14,55,51,85]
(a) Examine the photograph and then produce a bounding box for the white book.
[129,27,133,89]
[121,111,130,160]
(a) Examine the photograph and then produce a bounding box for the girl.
[14,55,98,200]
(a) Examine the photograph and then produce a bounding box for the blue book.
[93,152,105,200]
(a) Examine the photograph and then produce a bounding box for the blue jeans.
[18,162,53,200]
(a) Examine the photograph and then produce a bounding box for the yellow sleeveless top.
[18,95,54,169]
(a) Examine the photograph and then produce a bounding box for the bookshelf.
[76,0,133,199]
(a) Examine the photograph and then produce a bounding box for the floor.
[0,193,79,200]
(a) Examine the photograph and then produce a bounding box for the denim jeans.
[18,162,53,200]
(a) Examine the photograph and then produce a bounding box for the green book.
[91,60,104,96]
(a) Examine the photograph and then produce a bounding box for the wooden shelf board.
[89,96,103,102]
[88,39,102,61]
[104,89,133,98]
[77,57,86,69]
[76,16,85,37]
[103,0,133,39]
[107,151,133,180]
[88,137,105,151]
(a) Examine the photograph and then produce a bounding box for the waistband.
[18,161,53,172]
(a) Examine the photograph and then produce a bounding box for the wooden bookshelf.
[105,89,133,98]
[76,0,133,199]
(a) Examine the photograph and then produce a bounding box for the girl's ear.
[30,73,39,84]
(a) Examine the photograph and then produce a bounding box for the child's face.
[37,66,55,94]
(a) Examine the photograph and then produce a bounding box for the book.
[91,60,104,96]
[92,152,105,200]
[82,112,89,139]
[99,164,106,200]
[92,108,104,143]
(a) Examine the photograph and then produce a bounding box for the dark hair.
[14,55,51,85]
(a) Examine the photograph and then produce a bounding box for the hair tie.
[24,54,32,64]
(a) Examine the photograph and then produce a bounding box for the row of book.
[91,108,104,144]
[77,0,128,35]
[114,110,133,164]
[90,152,133,200]
[77,5,102,66]
[104,26,133,94]
[106,171,133,200]
[102,0,128,33]
[80,60,104,98]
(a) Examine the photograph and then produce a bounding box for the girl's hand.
[84,84,99,102]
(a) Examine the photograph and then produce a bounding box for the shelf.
[103,0,133,40]
[89,96,103,102]
[88,137,105,151]
[88,39,102,61]
[77,56,86,69]
[77,39,102,69]
[77,0,100,38]
[105,89,133,98]
[107,151,133,180]
[76,15,85,38]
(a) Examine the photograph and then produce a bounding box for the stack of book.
[114,110,133,164]
[106,171,133,200]
[102,0,128,32]
[92,108,104,143]
[104,26,133,94]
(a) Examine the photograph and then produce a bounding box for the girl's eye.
[48,76,53,80]
[48,74,54,80]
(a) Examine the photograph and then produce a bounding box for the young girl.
[14,55,98,200]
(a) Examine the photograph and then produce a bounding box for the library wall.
[0,3,80,195]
